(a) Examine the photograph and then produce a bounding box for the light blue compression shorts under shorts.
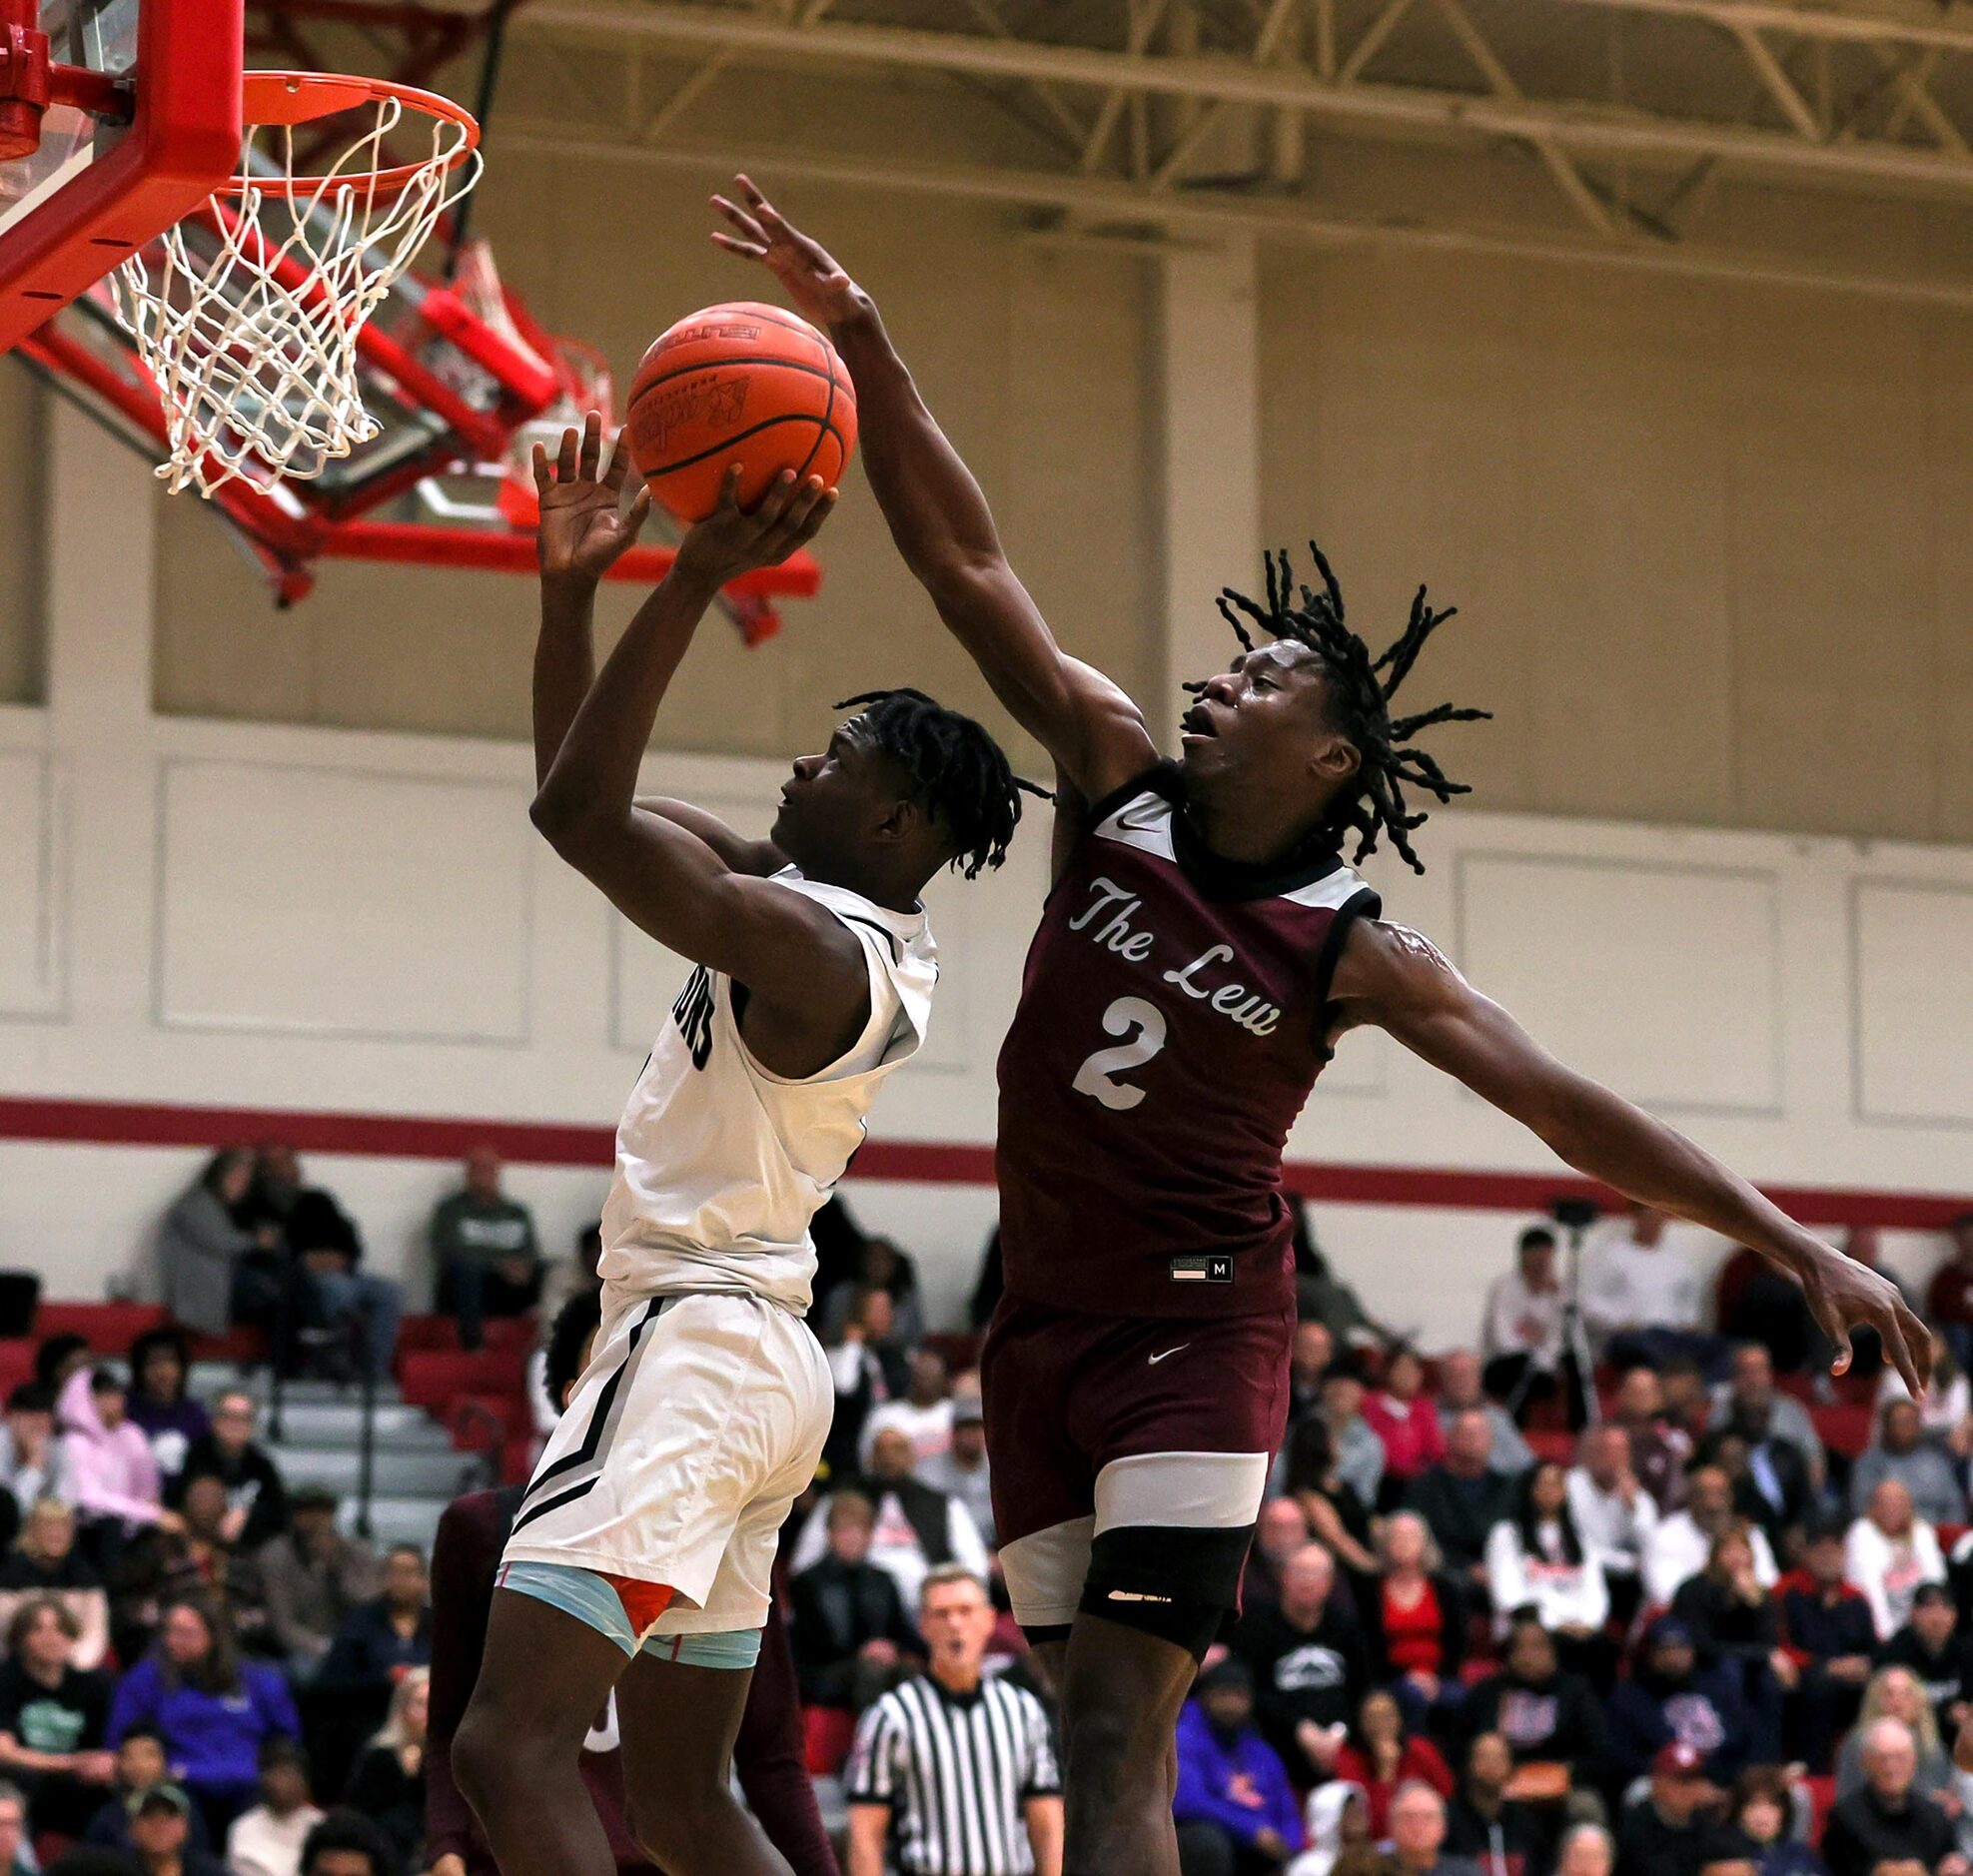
[497,1558,763,1669]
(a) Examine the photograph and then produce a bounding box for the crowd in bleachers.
[7,1138,1972,1876]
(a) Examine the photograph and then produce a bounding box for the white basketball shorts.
[499,1287,831,1634]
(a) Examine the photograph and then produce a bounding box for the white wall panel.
[155,761,532,1044]
[1454,853,1782,1116]
[1853,881,1973,1127]
[0,749,61,1019]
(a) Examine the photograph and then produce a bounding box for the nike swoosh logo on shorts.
[1148,1345,1189,1365]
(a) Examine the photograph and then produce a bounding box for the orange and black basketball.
[625,301,857,522]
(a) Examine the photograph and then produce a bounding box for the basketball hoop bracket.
[0,9,131,160]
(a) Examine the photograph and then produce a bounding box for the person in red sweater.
[1362,1350,1447,1512]
[425,1297,837,1876]
[1333,1686,1454,1838]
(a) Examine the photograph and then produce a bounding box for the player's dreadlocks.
[1207,542,1490,874]
[835,689,1047,879]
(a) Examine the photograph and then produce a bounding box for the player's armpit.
[633,797,785,877]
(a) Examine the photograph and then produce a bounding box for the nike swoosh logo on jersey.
[1148,1345,1189,1365]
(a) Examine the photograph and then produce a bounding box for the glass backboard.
[0,0,241,353]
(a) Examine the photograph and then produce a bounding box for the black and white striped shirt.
[845,1671,1061,1876]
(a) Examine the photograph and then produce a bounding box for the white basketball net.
[112,92,482,497]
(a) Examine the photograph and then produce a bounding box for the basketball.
[625,301,857,522]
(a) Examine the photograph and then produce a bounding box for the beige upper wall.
[151,167,1159,778]
[1257,243,1973,843]
[0,370,43,704]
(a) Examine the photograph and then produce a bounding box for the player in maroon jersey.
[713,179,1930,1876]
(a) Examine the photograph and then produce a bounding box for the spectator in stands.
[1383,1781,1481,1876]
[1243,1499,1314,1611]
[298,1813,396,1876]
[1363,1349,1445,1509]
[791,1427,990,1612]
[60,1367,173,1540]
[1612,1743,1720,1876]
[0,1596,114,1833]
[244,1146,400,1383]
[1361,1513,1465,1728]
[859,1349,953,1470]
[1645,1464,1778,1609]
[1696,1425,1811,1556]
[0,1498,109,1668]
[169,1394,288,1553]
[1320,1368,1388,1524]
[1927,1215,1973,1373]
[1460,1613,1607,1801]
[1405,1409,1517,1583]
[1293,1213,1386,1353]
[788,1488,923,1712]
[1288,1321,1335,1424]
[107,1592,301,1831]
[817,1237,925,1352]
[1554,1823,1615,1876]
[1482,1461,1608,1668]
[1776,1514,1878,1771]
[1171,1655,1301,1875]
[1605,1616,1751,1786]
[0,1385,63,1520]
[126,1780,230,1876]
[1850,1399,1968,1526]
[845,1566,1062,1876]
[1275,1418,1379,1579]
[111,1473,273,1666]
[1435,1351,1532,1476]
[1879,1330,1970,1439]
[1833,1666,1954,1801]
[1583,1206,1708,1373]
[1711,1767,1826,1876]
[36,1338,92,1398]
[1659,1360,1712,1454]
[429,1148,540,1355]
[917,1392,993,1546]
[1442,1731,1555,1876]
[317,1548,430,1698]
[1714,1241,1822,1380]
[1821,1717,1966,1876]
[1480,1227,1565,1411]
[1286,1782,1368,1876]
[1846,1478,1947,1641]
[1230,1542,1368,1786]
[341,1668,425,1868]
[256,1489,377,1676]
[1876,1580,1973,1741]
[821,1288,902,1479]
[1708,1344,1824,1487]
[1667,1525,1789,1763]
[158,1151,271,1340]
[1612,1366,1686,1513]
[126,1333,210,1485]
[1334,1689,1455,1842]
[1567,1425,1657,1626]
[82,1727,217,1855]
[225,1739,323,1876]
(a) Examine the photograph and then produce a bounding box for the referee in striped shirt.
[845,1564,1063,1876]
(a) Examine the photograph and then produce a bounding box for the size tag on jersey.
[1170,1255,1233,1284]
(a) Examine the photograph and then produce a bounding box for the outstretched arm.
[530,434,861,1073]
[532,416,784,877]
[712,175,1159,801]
[1331,919,1931,1395]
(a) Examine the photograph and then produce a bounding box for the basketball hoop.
[112,71,482,497]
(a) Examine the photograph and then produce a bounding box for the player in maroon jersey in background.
[712,178,1931,1876]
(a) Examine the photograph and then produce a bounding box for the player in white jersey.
[454,418,1030,1876]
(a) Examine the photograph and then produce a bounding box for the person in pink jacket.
[57,1368,176,1535]
[1362,1348,1448,1506]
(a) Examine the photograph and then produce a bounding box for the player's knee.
[624,1776,728,1866]
[452,1698,548,1820]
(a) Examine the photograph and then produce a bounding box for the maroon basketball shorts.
[981,1295,1295,1654]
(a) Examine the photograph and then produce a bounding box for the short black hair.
[6,1383,52,1414]
[835,690,1042,879]
[543,1292,603,1408]
[1517,1226,1557,1253]
[1212,543,1489,873]
[33,1335,89,1390]
[117,1725,169,1754]
[301,1810,397,1876]
[259,1736,310,1774]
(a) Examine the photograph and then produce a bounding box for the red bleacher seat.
[1810,1402,1874,1459]
[1524,1429,1576,1464]
[186,1326,268,1366]
[399,1349,527,1411]
[35,1302,169,1350]
[0,1340,35,1396]
[802,1707,856,1776]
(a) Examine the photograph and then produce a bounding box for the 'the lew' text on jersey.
[996,767,1380,1321]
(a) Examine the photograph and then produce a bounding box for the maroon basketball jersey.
[996,766,1381,1321]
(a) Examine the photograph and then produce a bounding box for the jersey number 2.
[1071,996,1168,1111]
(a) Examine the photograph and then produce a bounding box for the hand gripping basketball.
[673,466,837,591]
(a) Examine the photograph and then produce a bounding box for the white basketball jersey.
[598,871,936,1317]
